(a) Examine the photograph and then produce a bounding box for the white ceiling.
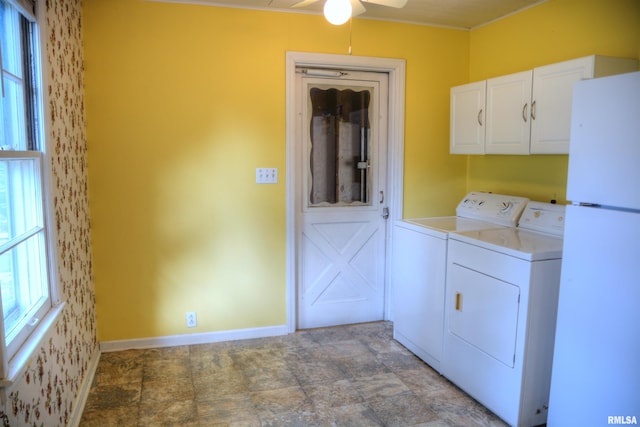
[162,0,548,30]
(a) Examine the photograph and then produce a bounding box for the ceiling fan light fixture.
[323,0,352,25]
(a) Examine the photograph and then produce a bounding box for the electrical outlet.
[256,168,278,184]
[186,311,197,328]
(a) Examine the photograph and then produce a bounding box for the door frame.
[285,52,406,333]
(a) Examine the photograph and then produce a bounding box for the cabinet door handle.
[477,109,483,126]
[531,100,536,120]
[522,103,528,122]
[455,292,462,311]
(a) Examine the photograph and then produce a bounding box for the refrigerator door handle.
[577,202,601,207]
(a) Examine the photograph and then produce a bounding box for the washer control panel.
[456,192,529,226]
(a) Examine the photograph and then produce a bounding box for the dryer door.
[448,264,520,367]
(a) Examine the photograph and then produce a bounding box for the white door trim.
[285,51,406,333]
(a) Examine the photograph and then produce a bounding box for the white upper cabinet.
[530,56,638,154]
[450,55,638,155]
[485,70,533,155]
[450,81,486,154]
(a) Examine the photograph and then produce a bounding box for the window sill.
[0,301,66,388]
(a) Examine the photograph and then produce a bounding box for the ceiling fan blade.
[291,0,321,8]
[361,0,408,8]
[350,0,366,16]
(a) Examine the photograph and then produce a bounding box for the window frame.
[0,0,63,387]
[0,152,50,356]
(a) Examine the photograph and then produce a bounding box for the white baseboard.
[69,346,101,427]
[99,324,289,353]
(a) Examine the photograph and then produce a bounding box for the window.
[0,0,59,384]
[308,86,372,207]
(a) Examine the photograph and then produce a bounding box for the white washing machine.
[442,201,566,427]
[390,192,529,372]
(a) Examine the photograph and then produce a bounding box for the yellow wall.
[84,0,639,342]
[83,0,468,341]
[465,0,639,202]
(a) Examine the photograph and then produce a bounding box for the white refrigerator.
[548,71,640,426]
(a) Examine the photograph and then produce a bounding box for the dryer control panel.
[456,192,529,226]
[518,201,566,236]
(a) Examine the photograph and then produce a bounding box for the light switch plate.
[256,168,278,184]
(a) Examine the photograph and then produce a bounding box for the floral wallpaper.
[0,0,97,425]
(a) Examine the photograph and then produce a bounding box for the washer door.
[448,264,520,367]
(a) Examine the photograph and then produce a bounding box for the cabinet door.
[486,71,533,155]
[530,57,594,154]
[450,81,486,154]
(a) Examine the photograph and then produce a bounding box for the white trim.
[36,0,63,309]
[68,347,101,427]
[470,0,548,30]
[285,52,406,333]
[0,302,65,387]
[6,0,36,21]
[146,0,541,30]
[99,324,289,353]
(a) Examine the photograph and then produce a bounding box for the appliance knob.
[500,202,513,213]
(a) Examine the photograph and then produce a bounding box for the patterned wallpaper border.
[0,0,97,425]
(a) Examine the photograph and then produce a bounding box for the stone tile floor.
[80,321,508,426]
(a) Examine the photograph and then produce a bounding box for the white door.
[549,205,640,425]
[295,69,389,329]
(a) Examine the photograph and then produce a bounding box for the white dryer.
[390,192,528,372]
[442,201,566,427]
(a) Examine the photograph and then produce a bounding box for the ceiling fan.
[292,0,409,25]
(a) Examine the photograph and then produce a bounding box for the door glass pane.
[308,86,371,207]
